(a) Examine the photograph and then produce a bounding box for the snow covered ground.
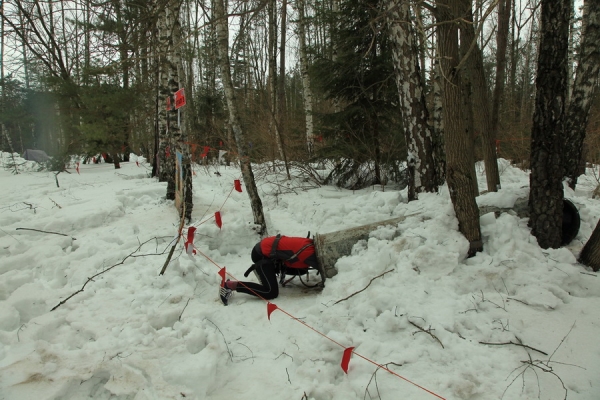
[0,152,599,400]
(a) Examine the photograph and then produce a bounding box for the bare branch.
[16,227,75,239]
[409,319,444,349]
[479,340,547,356]
[51,237,167,311]
[333,269,394,305]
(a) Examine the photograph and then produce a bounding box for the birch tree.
[564,0,600,189]
[294,0,315,156]
[215,0,267,236]
[386,0,439,201]
[277,0,291,179]
[156,2,172,184]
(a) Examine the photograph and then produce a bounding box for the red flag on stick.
[76,162,80,174]
[218,267,227,287]
[215,211,222,229]
[234,179,242,192]
[185,227,197,255]
[341,347,355,374]
[267,302,278,320]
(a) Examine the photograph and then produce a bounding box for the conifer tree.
[312,0,405,189]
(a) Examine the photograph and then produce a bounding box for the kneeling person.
[220,235,321,305]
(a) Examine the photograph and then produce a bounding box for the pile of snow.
[0,153,599,400]
[0,152,46,173]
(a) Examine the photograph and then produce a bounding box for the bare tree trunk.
[267,0,278,166]
[157,3,171,185]
[567,0,576,101]
[277,0,291,179]
[491,0,511,160]
[459,0,501,192]
[1,1,6,159]
[435,0,482,256]
[529,0,570,249]
[386,0,439,201]
[168,0,193,220]
[215,0,267,236]
[432,45,446,187]
[564,0,600,188]
[579,218,600,271]
[295,0,315,157]
[518,13,538,134]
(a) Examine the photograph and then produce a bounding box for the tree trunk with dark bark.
[491,0,511,164]
[579,219,600,271]
[529,0,571,249]
[435,0,482,256]
[459,0,501,192]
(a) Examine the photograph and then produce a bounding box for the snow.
[1,152,599,400]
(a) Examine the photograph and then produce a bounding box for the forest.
[1,0,599,268]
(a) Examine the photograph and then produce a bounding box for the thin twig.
[49,198,62,209]
[548,322,576,362]
[409,320,444,349]
[204,318,233,362]
[1,227,21,243]
[364,362,403,400]
[479,340,547,356]
[179,298,191,321]
[16,227,75,239]
[160,203,187,275]
[51,237,165,311]
[334,269,394,305]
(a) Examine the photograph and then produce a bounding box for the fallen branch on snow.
[16,227,75,240]
[51,237,169,311]
[409,319,444,349]
[333,269,394,305]
[479,340,547,356]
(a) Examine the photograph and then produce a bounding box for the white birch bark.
[386,0,438,201]
[214,0,267,236]
[295,0,315,156]
[564,0,600,188]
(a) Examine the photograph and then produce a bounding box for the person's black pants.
[235,259,279,300]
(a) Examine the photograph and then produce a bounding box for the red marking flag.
[234,179,242,192]
[174,88,186,109]
[267,302,278,320]
[76,162,80,174]
[185,227,197,256]
[218,267,227,287]
[215,211,222,229]
[341,347,355,374]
